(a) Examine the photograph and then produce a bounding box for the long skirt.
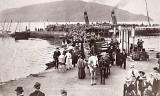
[66,58,72,69]
[78,68,86,79]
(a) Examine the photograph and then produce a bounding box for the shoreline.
[0,50,159,96]
[0,50,158,85]
[0,45,159,85]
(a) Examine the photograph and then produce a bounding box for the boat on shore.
[11,31,30,40]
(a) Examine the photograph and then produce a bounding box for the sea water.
[0,22,159,83]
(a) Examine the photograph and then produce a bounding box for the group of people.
[15,82,68,96]
[15,82,45,96]
[131,39,149,61]
[53,47,81,72]
[124,64,160,96]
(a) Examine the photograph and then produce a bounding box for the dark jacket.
[121,52,127,60]
[29,90,45,96]
[53,51,61,59]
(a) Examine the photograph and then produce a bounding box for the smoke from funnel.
[114,0,130,9]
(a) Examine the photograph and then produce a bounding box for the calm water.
[0,37,62,83]
[0,22,159,83]
[0,36,159,83]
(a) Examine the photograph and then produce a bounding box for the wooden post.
[122,30,124,50]
[131,27,135,44]
[128,29,130,54]
[125,29,128,52]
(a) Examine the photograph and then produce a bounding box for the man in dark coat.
[121,49,127,69]
[99,56,107,84]
[29,82,45,96]
[15,86,24,96]
[53,47,61,69]
[116,48,121,66]
[123,79,136,96]
[152,78,159,96]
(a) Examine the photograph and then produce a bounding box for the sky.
[0,0,160,23]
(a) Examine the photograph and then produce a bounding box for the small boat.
[45,61,55,70]
[15,31,30,40]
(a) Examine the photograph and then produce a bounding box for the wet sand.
[0,51,159,96]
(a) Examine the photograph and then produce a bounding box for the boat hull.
[15,32,30,40]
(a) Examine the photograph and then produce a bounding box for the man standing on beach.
[53,47,61,69]
[158,58,160,72]
[121,49,127,69]
[15,86,24,96]
[29,82,45,96]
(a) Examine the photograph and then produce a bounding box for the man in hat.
[121,49,127,69]
[15,86,24,96]
[29,82,45,96]
[53,47,61,69]
[137,71,147,96]
[99,54,107,84]
[128,64,139,80]
[123,77,136,96]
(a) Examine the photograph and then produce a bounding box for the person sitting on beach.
[29,82,45,96]
[15,86,24,96]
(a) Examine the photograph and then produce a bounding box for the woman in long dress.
[77,56,86,79]
[65,50,72,70]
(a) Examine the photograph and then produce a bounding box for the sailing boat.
[135,0,160,36]
[14,21,30,40]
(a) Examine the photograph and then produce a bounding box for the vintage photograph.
[0,0,160,96]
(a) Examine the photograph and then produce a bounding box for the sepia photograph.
[0,0,160,96]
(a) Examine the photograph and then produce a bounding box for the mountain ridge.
[0,0,152,22]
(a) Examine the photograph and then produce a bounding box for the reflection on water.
[0,37,61,83]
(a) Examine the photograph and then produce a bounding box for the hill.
[0,0,151,22]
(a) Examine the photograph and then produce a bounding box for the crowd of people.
[15,82,45,96]
[14,25,160,96]
[131,39,149,61]
[51,27,132,86]
[124,63,160,96]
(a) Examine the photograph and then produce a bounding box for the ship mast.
[144,0,151,26]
